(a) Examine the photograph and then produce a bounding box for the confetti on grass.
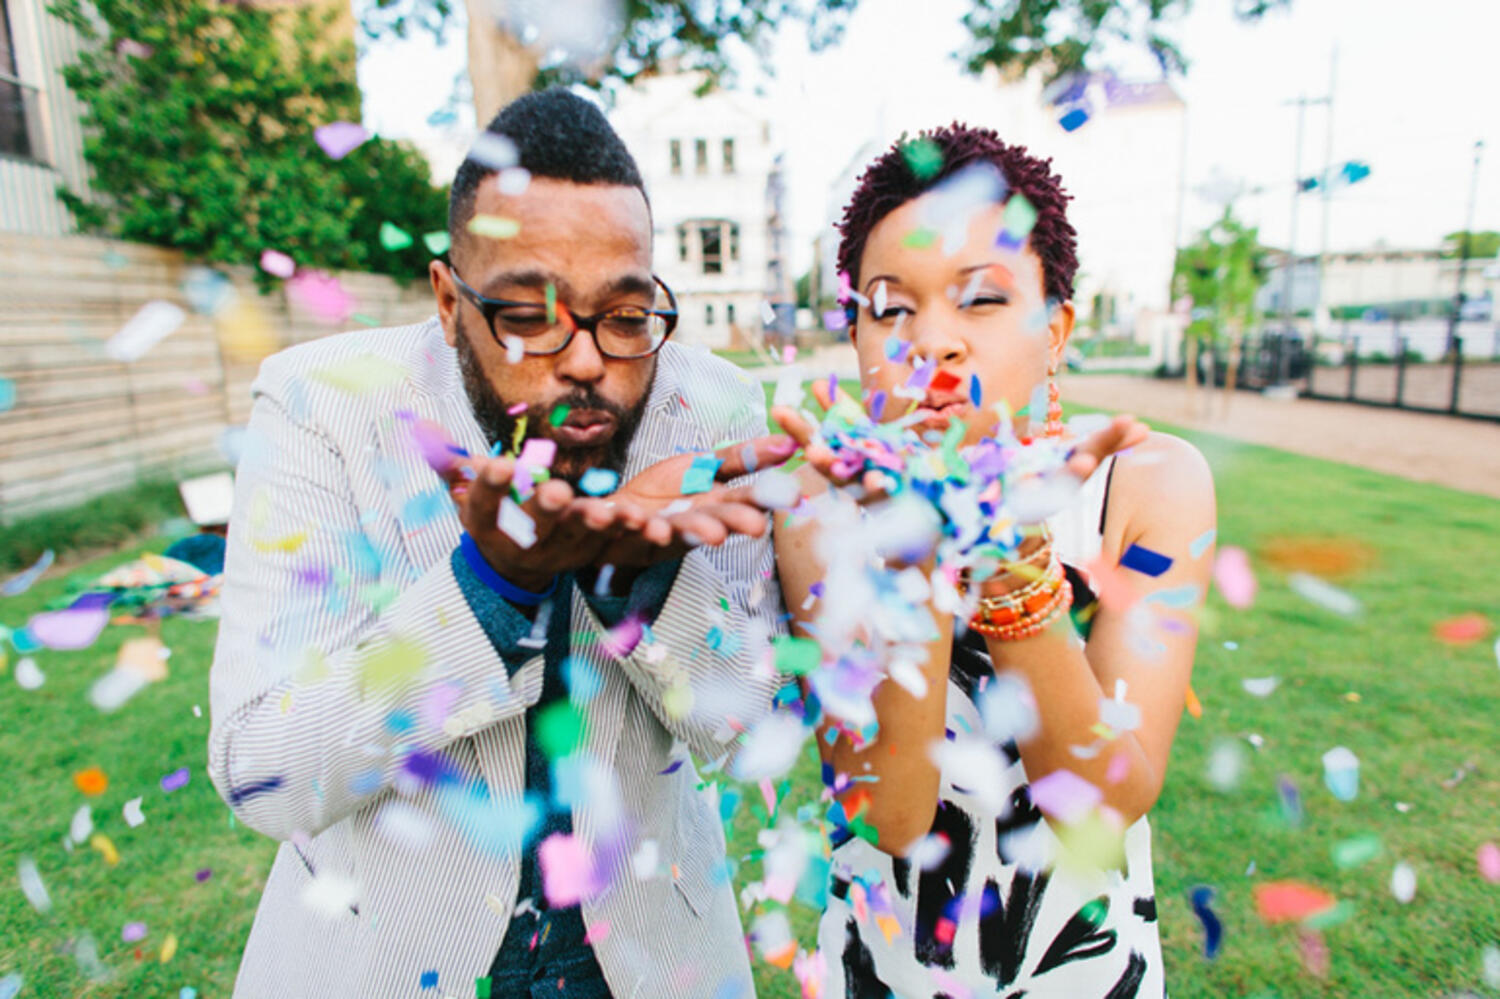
[1188,885,1223,959]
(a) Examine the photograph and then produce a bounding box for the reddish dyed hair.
[835,123,1078,304]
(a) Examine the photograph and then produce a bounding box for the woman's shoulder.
[1106,430,1216,542]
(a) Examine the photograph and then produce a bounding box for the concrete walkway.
[746,346,1500,499]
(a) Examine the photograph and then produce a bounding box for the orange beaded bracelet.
[969,579,1073,641]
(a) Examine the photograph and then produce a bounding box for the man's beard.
[455,332,649,486]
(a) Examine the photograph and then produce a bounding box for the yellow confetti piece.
[359,635,427,695]
[661,680,694,720]
[216,298,277,363]
[308,353,407,395]
[1184,685,1203,719]
[510,416,528,457]
[252,530,308,554]
[279,691,293,714]
[159,932,178,963]
[467,214,521,239]
[89,832,120,866]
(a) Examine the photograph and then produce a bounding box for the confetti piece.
[1189,528,1216,559]
[578,468,619,496]
[1212,546,1256,608]
[378,221,413,251]
[538,834,591,906]
[1188,885,1223,959]
[1205,739,1246,792]
[420,969,438,989]
[288,271,356,325]
[259,249,295,278]
[467,132,517,169]
[18,856,51,913]
[497,167,531,195]
[73,767,109,796]
[1288,572,1361,616]
[122,922,147,943]
[1000,193,1038,245]
[1434,612,1488,645]
[1183,685,1203,718]
[422,231,451,256]
[313,120,368,160]
[1390,862,1417,903]
[68,806,93,846]
[901,137,944,180]
[1058,106,1090,132]
[119,797,146,828]
[1320,747,1358,802]
[0,376,14,413]
[1241,676,1279,698]
[1120,543,1172,577]
[105,301,185,362]
[681,454,723,495]
[1479,843,1500,883]
[28,598,110,650]
[90,832,119,865]
[549,403,570,427]
[729,711,806,780]
[0,973,21,999]
[821,308,848,332]
[1331,834,1381,869]
[160,767,191,793]
[901,227,937,249]
[1028,769,1101,823]
[468,214,520,239]
[771,635,821,676]
[497,498,537,548]
[1253,880,1336,924]
[535,702,584,758]
[14,657,43,690]
[1483,945,1500,989]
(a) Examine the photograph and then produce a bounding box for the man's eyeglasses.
[450,270,678,360]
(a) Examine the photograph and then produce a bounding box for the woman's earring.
[1045,368,1064,439]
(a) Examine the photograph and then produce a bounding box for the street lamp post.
[1446,140,1486,358]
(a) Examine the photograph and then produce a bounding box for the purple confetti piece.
[658,759,685,775]
[194,868,212,882]
[313,120,369,160]
[826,372,839,405]
[27,594,111,651]
[160,767,190,793]
[821,308,848,332]
[1120,543,1173,577]
[870,390,888,421]
[1028,769,1101,823]
[121,921,147,943]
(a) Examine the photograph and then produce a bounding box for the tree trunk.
[1222,328,1241,417]
[1184,334,1198,418]
[466,0,540,127]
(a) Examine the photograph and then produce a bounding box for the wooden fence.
[0,232,434,523]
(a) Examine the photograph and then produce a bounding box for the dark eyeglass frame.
[449,269,679,360]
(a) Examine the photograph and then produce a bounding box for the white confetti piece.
[1321,746,1359,801]
[760,300,776,325]
[105,301,185,362]
[631,839,659,880]
[1288,572,1361,616]
[497,498,537,548]
[15,657,44,690]
[123,797,146,828]
[1241,676,1280,698]
[976,672,1039,745]
[18,856,51,913]
[1390,862,1416,904]
[467,132,518,170]
[300,872,360,918]
[729,711,805,781]
[498,167,531,195]
[1205,739,1247,792]
[69,806,93,845]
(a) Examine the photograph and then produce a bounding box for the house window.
[694,138,708,175]
[726,302,736,326]
[705,303,715,325]
[669,138,681,175]
[722,138,735,174]
[0,0,37,161]
[728,223,739,262]
[676,224,688,262]
[699,223,722,275]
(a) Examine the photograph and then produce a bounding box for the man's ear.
[430,258,459,347]
[1047,299,1076,371]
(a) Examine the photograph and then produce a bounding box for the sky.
[358,0,1500,278]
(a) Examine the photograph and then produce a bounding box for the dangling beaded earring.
[1045,368,1065,439]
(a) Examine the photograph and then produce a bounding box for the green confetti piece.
[1302,900,1356,931]
[1331,834,1382,870]
[475,976,492,998]
[422,231,451,256]
[352,313,379,327]
[307,353,408,394]
[901,227,938,249]
[772,635,821,676]
[548,404,570,427]
[901,136,943,180]
[1003,194,1038,242]
[467,214,520,239]
[545,282,557,324]
[378,221,413,251]
[535,702,584,759]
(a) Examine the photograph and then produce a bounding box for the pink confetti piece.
[288,271,356,325]
[1479,842,1500,883]
[506,402,529,415]
[1028,769,1102,823]
[518,438,557,470]
[313,120,369,160]
[583,920,610,945]
[1212,546,1257,609]
[758,777,778,814]
[538,834,591,907]
[259,249,296,279]
[27,605,110,651]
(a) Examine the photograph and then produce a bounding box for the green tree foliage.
[49,0,448,283]
[1441,230,1500,260]
[1173,207,1270,343]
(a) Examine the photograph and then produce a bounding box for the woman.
[773,125,1216,997]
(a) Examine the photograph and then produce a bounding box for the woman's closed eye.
[962,291,1010,309]
[871,303,913,322]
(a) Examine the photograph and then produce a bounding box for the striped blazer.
[208,317,784,998]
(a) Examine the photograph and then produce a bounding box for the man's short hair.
[835,123,1078,305]
[448,88,648,254]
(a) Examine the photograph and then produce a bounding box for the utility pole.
[1446,139,1486,356]
[1313,47,1338,339]
[1279,91,1329,384]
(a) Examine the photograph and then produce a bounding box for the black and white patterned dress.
[819,456,1165,998]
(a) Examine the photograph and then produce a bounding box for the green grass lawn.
[3,398,1498,997]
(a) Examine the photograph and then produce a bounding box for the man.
[209,89,790,998]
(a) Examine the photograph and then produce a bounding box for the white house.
[610,74,789,350]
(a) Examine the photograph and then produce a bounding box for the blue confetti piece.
[227,775,284,806]
[1190,528,1216,559]
[385,709,415,734]
[1189,885,1223,959]
[1145,584,1201,609]
[1120,543,1173,577]
[401,487,451,530]
[0,377,15,413]
[1059,106,1090,132]
[719,786,742,822]
[681,454,722,495]
[578,467,619,496]
[968,373,983,408]
[419,969,439,989]
[658,758,685,775]
[563,655,602,703]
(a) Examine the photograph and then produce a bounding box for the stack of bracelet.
[968,536,1073,641]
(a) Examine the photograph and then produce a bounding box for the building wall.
[0,0,91,236]
[1260,249,1498,315]
[611,76,780,350]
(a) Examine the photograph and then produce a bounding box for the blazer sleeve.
[207,363,538,843]
[579,374,786,764]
